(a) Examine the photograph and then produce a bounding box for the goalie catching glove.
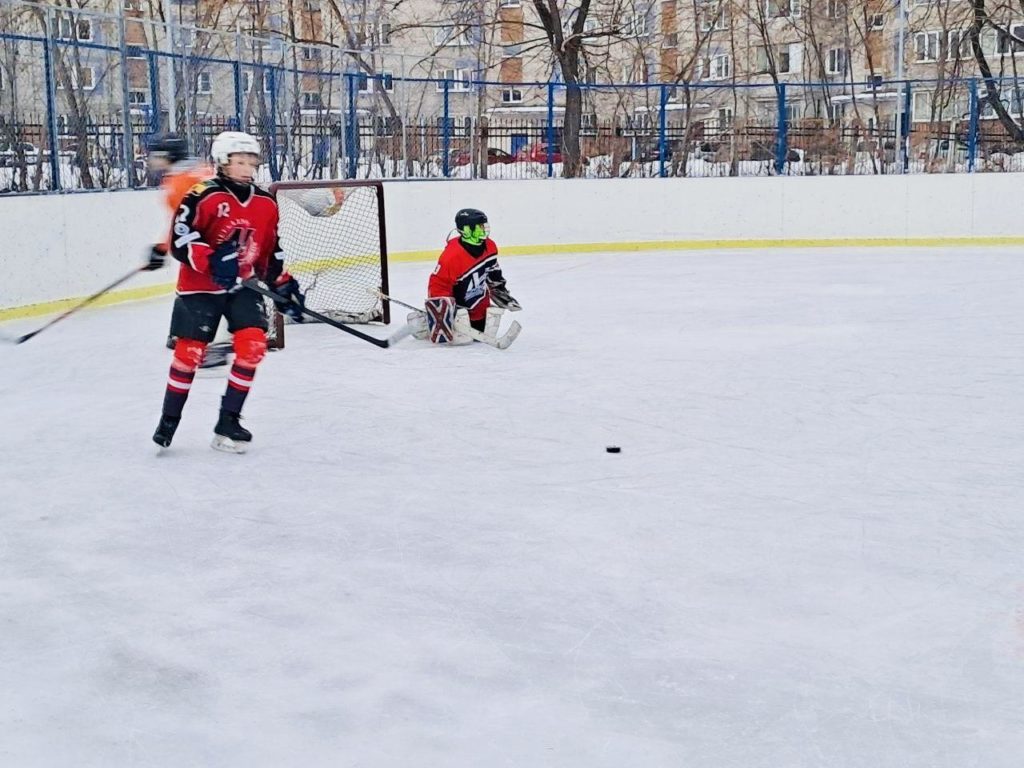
[269,273,306,322]
[487,271,521,311]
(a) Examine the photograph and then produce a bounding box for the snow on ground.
[1,247,1022,767]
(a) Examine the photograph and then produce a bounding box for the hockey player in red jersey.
[152,131,305,453]
[141,134,234,368]
[424,208,520,343]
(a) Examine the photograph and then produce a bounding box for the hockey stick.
[242,279,413,348]
[9,266,146,344]
[371,289,522,350]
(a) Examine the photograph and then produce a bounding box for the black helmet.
[147,133,189,164]
[455,208,487,230]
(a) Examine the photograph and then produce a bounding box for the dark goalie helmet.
[455,208,489,245]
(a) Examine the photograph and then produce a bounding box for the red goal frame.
[269,179,391,326]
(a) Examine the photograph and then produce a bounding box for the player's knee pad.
[233,326,267,367]
[173,338,207,372]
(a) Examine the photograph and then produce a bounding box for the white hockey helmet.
[210,131,261,166]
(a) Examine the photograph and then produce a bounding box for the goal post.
[270,179,391,326]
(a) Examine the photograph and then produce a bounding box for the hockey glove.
[209,234,241,291]
[271,273,306,322]
[488,283,522,312]
[143,243,167,272]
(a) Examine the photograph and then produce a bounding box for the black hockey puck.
[606,446,621,454]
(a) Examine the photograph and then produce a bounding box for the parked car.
[515,142,562,163]
[515,142,589,165]
[450,147,517,166]
[748,140,803,163]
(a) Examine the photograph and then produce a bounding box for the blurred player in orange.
[141,133,214,272]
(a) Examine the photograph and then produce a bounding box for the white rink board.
[3,174,1024,310]
[1,247,1023,766]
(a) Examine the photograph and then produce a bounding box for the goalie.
[419,208,521,344]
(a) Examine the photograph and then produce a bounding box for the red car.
[515,142,562,163]
[450,147,517,166]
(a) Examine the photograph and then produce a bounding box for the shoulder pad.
[188,179,217,196]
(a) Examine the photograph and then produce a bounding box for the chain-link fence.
[4,0,1024,192]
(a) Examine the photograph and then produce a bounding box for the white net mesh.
[272,181,388,324]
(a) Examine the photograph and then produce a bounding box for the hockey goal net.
[270,180,391,328]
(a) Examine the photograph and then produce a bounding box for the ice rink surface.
[1,247,1023,767]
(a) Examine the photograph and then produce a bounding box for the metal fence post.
[546,81,555,178]
[268,67,280,181]
[774,83,788,175]
[442,78,451,178]
[967,78,978,172]
[233,29,244,130]
[345,72,357,178]
[658,83,668,178]
[117,10,136,188]
[901,79,912,173]
[41,8,61,191]
[147,52,160,134]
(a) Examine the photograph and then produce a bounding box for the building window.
[501,87,523,103]
[662,32,678,48]
[825,47,846,74]
[242,71,273,93]
[867,13,885,30]
[358,72,394,93]
[302,92,324,109]
[302,46,322,61]
[58,65,95,90]
[766,0,801,18]
[128,89,149,105]
[196,71,212,94]
[699,2,728,31]
[914,31,940,62]
[826,0,844,18]
[708,53,731,80]
[623,13,648,37]
[55,16,93,42]
[304,0,321,11]
[435,25,470,47]
[436,68,471,91]
[580,112,598,136]
[947,30,971,60]
[124,0,142,11]
[997,24,1024,55]
[911,91,967,121]
[499,0,521,6]
[373,22,392,46]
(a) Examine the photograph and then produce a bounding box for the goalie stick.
[371,289,521,350]
[242,278,414,348]
[6,266,146,344]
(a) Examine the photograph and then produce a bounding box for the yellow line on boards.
[3,235,1022,322]
[0,283,176,323]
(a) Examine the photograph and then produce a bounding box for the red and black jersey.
[427,237,499,322]
[169,176,285,295]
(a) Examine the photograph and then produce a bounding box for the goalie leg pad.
[451,309,474,345]
[425,297,457,344]
[233,326,267,367]
[484,306,505,340]
[409,311,429,340]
